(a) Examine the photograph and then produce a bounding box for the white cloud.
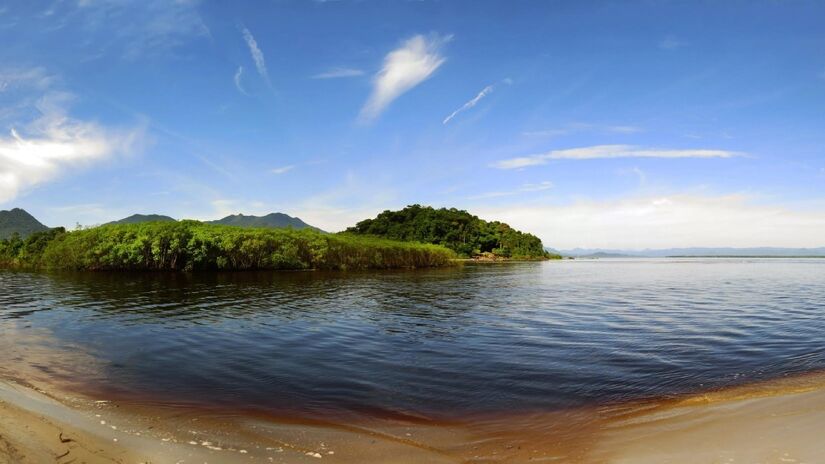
[241,26,269,84]
[493,145,741,169]
[443,84,494,124]
[359,33,450,122]
[0,71,144,205]
[311,67,365,79]
[271,165,294,175]
[474,194,825,249]
[233,66,248,95]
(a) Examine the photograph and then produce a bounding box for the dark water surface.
[2,259,825,422]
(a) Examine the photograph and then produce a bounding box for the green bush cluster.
[0,221,455,271]
[346,204,557,259]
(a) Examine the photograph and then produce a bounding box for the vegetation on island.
[0,205,559,271]
[347,205,560,260]
[0,221,454,271]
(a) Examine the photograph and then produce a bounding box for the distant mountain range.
[105,212,322,232]
[106,214,176,225]
[0,208,322,239]
[207,213,321,231]
[0,208,50,239]
[558,247,825,258]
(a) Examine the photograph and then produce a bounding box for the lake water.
[2,259,825,427]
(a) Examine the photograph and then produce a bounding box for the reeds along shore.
[0,221,456,271]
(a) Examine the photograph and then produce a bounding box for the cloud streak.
[493,145,741,169]
[241,26,269,84]
[359,33,450,122]
[312,67,365,79]
[233,66,248,95]
[443,84,494,124]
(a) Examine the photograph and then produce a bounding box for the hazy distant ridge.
[105,214,177,225]
[104,212,322,232]
[560,247,825,257]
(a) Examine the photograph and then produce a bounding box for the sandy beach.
[3,369,825,463]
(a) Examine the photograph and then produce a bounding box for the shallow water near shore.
[2,258,825,460]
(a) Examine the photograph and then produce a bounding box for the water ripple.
[2,259,825,421]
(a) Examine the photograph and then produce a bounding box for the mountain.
[561,247,825,257]
[207,213,322,232]
[106,214,177,225]
[0,208,50,239]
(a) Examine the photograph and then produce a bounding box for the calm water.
[2,259,825,422]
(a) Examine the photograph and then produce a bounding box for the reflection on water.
[2,259,825,426]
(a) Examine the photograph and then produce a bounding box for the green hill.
[207,213,321,232]
[0,208,49,239]
[105,214,177,225]
[346,204,555,259]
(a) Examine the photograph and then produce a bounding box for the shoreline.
[3,367,825,463]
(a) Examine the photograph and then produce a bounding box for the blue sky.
[1,0,823,249]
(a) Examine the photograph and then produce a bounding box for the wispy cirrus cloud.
[241,25,270,85]
[0,77,144,204]
[0,67,54,93]
[443,78,513,124]
[493,145,741,170]
[311,67,365,79]
[74,0,210,60]
[443,85,493,124]
[233,66,248,95]
[359,33,450,122]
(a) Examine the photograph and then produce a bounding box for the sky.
[1,0,824,250]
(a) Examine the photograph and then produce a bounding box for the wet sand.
[3,372,825,463]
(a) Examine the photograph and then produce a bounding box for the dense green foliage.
[347,205,556,259]
[0,221,454,271]
[0,208,49,239]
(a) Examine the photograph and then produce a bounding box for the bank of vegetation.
[0,221,454,271]
[347,205,560,260]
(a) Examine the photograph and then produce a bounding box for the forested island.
[348,205,558,259]
[0,205,556,271]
